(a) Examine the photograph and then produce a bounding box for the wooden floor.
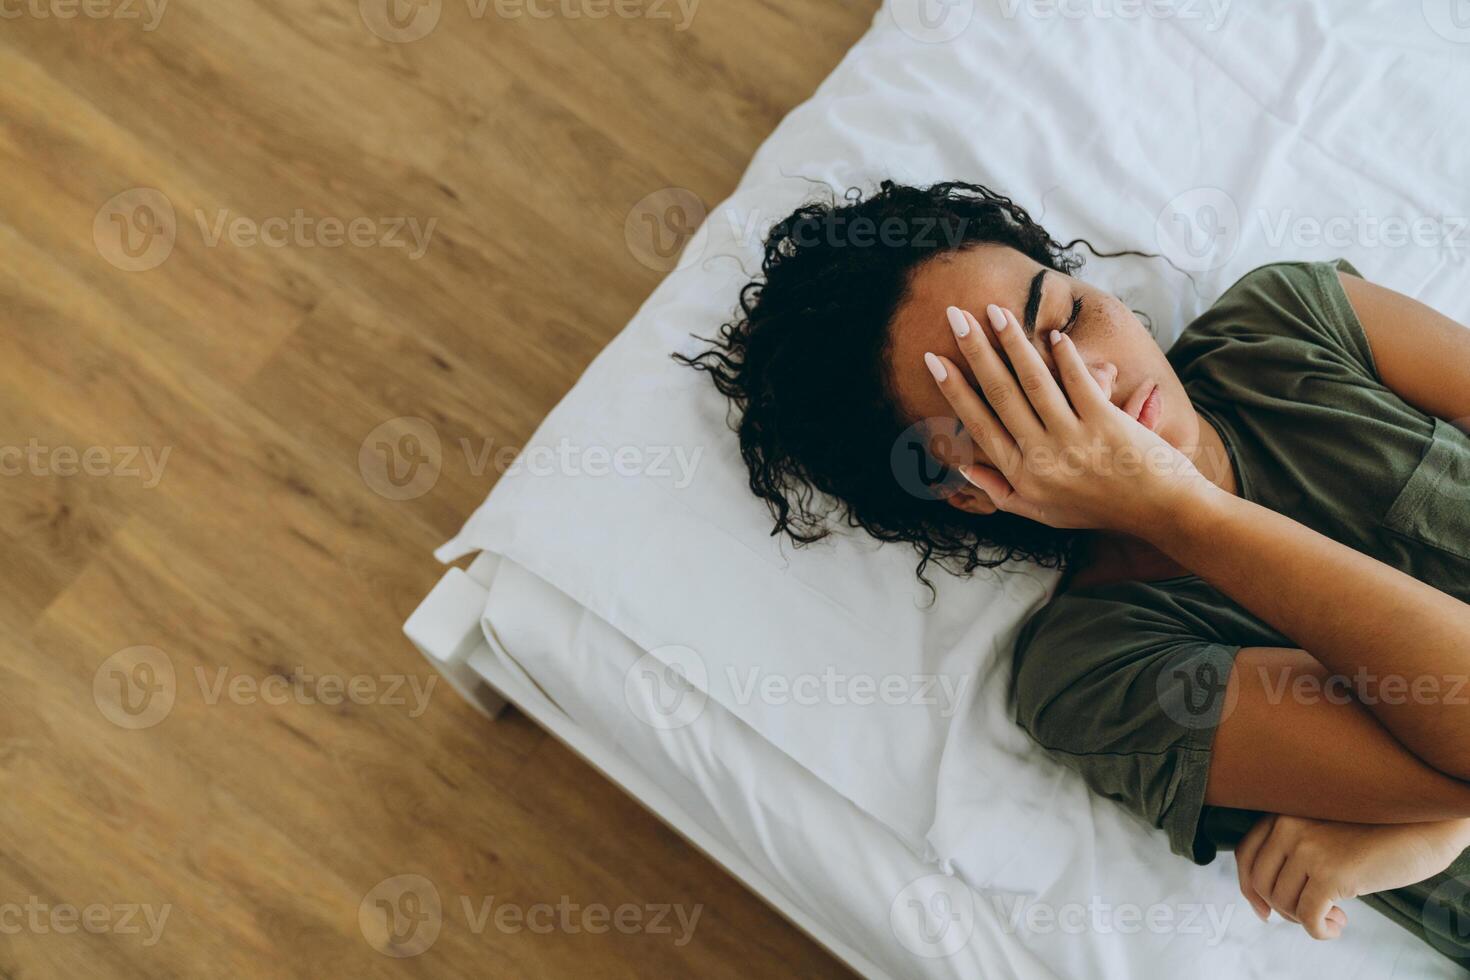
[0,2,876,975]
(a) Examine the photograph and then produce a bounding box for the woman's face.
[887,244,1196,515]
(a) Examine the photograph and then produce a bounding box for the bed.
[406,2,1470,976]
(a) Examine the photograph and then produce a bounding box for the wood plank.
[0,1,877,975]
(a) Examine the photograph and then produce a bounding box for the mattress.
[434,1,1470,976]
[471,552,1054,979]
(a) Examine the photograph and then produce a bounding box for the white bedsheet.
[477,553,1457,979]
[440,1,1470,975]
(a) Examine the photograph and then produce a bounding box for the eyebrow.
[1021,269,1046,338]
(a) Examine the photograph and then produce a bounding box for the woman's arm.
[1153,483,1470,782]
[1206,646,1470,820]
[1199,274,1470,815]
[1339,270,1470,428]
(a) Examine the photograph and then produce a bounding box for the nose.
[1091,361,1119,402]
[1042,339,1117,401]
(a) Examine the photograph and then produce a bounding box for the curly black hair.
[675,179,1120,584]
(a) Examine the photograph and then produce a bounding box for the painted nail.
[1050,329,1062,345]
[987,304,1007,331]
[946,306,969,338]
[924,351,947,383]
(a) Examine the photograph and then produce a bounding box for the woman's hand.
[924,303,1214,535]
[1235,813,1470,940]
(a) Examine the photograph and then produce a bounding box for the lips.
[1134,384,1162,432]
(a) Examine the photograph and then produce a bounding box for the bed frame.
[404,556,887,979]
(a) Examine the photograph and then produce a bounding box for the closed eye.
[1026,270,1084,336]
[1061,295,1083,333]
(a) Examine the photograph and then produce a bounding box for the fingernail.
[957,464,979,487]
[1049,329,1062,345]
[924,351,947,383]
[946,306,969,338]
[986,304,1007,331]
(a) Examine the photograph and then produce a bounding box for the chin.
[1156,419,1179,449]
[1155,402,1194,450]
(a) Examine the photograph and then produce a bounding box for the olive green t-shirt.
[1011,260,1470,959]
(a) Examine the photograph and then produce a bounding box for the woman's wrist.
[1131,473,1232,549]
[1441,817,1470,852]
[1407,818,1470,880]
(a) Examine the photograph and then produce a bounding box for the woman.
[677,181,1470,961]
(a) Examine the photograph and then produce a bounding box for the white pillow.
[438,239,1053,854]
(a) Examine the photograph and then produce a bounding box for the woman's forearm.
[1154,483,1470,780]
